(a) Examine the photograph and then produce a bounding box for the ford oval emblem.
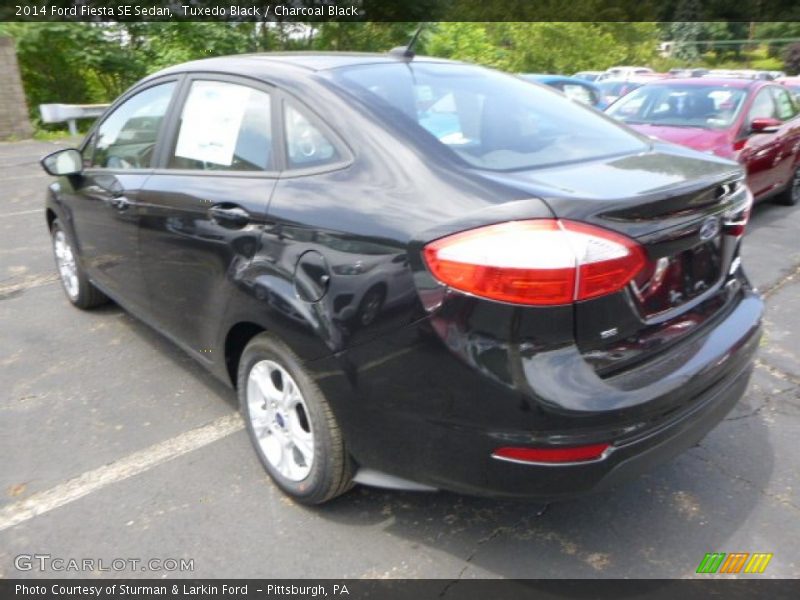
[699,217,721,241]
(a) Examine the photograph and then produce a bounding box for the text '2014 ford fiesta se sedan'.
[41,52,763,504]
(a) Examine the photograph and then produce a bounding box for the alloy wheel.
[246,360,314,481]
[53,229,79,300]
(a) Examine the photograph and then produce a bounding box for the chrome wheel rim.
[53,230,79,300]
[246,360,314,481]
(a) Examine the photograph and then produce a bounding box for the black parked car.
[41,52,762,504]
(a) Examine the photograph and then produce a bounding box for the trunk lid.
[477,146,751,376]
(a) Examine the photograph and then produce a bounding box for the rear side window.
[330,63,645,171]
[283,103,339,169]
[170,80,273,172]
[92,82,176,169]
[771,86,798,121]
[747,88,777,121]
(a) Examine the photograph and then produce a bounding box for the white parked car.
[597,66,654,81]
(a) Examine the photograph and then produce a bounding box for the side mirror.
[750,117,781,134]
[41,148,83,176]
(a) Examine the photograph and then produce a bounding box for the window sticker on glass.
[175,82,251,166]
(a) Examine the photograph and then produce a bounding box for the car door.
[738,87,783,198]
[770,85,800,187]
[262,95,416,351]
[137,75,279,358]
[66,80,178,312]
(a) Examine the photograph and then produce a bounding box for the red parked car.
[606,78,800,205]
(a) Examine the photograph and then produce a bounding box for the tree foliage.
[784,42,800,75]
[1,20,797,129]
[0,23,144,110]
[426,22,659,73]
[311,23,417,52]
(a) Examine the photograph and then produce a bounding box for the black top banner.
[2,0,800,23]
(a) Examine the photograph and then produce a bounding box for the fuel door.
[294,250,331,302]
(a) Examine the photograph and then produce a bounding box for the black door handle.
[209,204,250,228]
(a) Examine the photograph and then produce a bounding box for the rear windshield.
[607,84,748,129]
[326,62,646,171]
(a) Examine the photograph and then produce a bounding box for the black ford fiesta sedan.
[41,52,762,504]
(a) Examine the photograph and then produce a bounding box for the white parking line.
[0,273,59,296]
[1,174,46,181]
[0,209,41,218]
[0,413,244,532]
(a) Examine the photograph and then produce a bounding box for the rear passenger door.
[137,75,279,358]
[263,96,416,349]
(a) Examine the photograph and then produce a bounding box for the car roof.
[149,52,462,80]
[640,77,762,89]
[597,79,643,85]
[523,74,594,84]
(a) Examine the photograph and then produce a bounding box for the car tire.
[51,219,109,309]
[775,167,799,206]
[238,332,353,504]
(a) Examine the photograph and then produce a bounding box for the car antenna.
[389,25,424,61]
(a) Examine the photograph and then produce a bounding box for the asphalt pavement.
[1,139,799,580]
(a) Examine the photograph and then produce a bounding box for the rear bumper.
[317,282,762,500]
[483,360,754,499]
[596,363,752,493]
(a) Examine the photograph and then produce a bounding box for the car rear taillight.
[492,443,611,464]
[423,219,646,306]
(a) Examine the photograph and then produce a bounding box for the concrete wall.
[0,37,33,139]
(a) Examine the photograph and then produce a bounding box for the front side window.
[784,84,800,104]
[771,86,798,121]
[170,80,273,172]
[607,84,747,129]
[328,63,646,172]
[283,103,339,169]
[92,82,176,169]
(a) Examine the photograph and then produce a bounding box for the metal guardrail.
[39,103,110,135]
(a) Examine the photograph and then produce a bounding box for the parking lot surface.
[1,139,799,579]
